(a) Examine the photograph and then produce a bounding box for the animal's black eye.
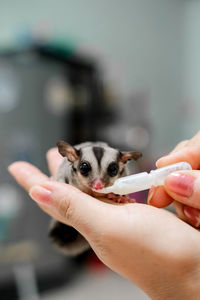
[107,162,118,177]
[79,161,91,176]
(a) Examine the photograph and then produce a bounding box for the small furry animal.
[49,141,142,256]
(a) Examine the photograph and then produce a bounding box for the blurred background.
[0,0,200,299]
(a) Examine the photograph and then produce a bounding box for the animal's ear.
[57,141,79,162]
[120,151,142,163]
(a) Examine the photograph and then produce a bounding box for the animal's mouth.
[90,180,135,204]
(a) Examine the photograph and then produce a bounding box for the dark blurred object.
[0,43,115,299]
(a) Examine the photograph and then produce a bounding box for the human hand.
[8,148,200,300]
[148,131,200,228]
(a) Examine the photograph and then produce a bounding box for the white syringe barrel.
[100,162,192,195]
[150,162,192,186]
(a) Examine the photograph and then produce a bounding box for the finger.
[46,148,63,177]
[173,201,200,228]
[156,147,200,169]
[148,182,200,228]
[36,193,120,227]
[8,162,55,220]
[147,186,173,208]
[156,131,200,169]
[182,205,200,228]
[164,170,200,210]
[189,130,200,146]
[156,140,188,168]
[8,161,48,191]
[173,201,187,221]
[29,181,112,240]
[8,161,120,227]
[170,140,188,154]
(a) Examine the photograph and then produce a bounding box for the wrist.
[147,259,200,300]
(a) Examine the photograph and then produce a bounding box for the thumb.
[29,181,111,239]
[164,170,200,227]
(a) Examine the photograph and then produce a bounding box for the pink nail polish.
[29,186,52,205]
[165,173,195,197]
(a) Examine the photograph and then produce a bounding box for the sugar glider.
[49,141,142,256]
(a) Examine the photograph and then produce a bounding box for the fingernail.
[165,173,195,197]
[156,155,169,167]
[29,185,52,205]
[147,186,156,205]
[183,206,200,227]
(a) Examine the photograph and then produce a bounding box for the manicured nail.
[165,173,195,197]
[183,206,200,227]
[147,186,156,205]
[29,185,52,205]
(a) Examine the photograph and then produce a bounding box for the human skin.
[8,132,200,299]
[148,130,200,228]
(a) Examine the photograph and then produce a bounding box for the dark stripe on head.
[78,148,83,161]
[116,151,121,163]
[93,147,104,166]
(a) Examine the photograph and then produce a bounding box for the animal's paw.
[107,193,135,204]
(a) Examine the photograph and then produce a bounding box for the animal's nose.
[92,179,104,190]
